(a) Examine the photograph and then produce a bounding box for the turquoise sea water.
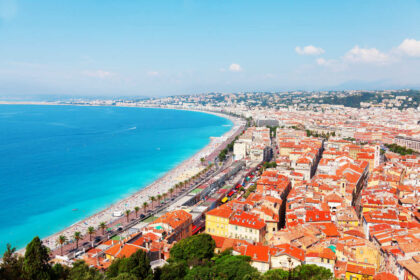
[0,105,232,251]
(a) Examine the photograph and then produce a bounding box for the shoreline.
[3,102,244,252]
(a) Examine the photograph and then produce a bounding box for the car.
[140,214,145,219]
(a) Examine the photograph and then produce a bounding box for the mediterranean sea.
[0,105,232,251]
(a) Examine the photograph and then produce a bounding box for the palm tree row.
[55,164,216,256]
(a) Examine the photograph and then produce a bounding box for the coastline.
[2,102,245,252]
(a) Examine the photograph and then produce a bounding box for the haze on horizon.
[0,0,420,98]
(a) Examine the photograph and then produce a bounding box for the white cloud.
[397,39,420,57]
[82,70,114,79]
[229,63,242,72]
[316,58,329,66]
[147,71,159,77]
[295,45,325,55]
[343,46,390,64]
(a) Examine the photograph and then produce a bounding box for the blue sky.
[0,0,420,97]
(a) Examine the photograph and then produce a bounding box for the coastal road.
[51,159,231,258]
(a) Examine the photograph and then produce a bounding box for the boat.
[72,208,78,211]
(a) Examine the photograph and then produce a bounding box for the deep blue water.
[0,105,232,251]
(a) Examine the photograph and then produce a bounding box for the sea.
[0,105,232,251]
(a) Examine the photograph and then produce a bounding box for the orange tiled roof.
[105,243,143,259]
[151,209,192,230]
[229,211,266,230]
[346,263,375,276]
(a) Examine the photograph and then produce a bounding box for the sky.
[0,0,420,97]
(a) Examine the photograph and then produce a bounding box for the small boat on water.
[72,208,78,211]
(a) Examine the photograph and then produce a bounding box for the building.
[395,136,420,152]
[228,211,266,243]
[205,205,233,238]
[149,210,192,243]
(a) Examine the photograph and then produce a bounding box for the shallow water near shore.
[0,105,232,251]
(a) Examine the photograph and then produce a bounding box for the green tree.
[99,222,107,235]
[109,273,138,280]
[157,194,163,205]
[73,231,82,249]
[157,261,188,280]
[169,234,215,266]
[0,244,24,280]
[143,202,148,213]
[134,206,140,218]
[125,210,131,223]
[68,260,103,280]
[292,264,333,280]
[185,254,259,280]
[57,235,67,256]
[51,263,70,280]
[212,254,258,279]
[106,249,152,279]
[150,196,156,208]
[87,226,96,242]
[263,269,289,280]
[22,236,52,280]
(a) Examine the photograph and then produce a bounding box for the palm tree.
[150,196,156,208]
[162,192,168,201]
[157,194,162,206]
[134,206,140,218]
[169,187,174,198]
[143,202,148,213]
[57,235,67,256]
[74,231,82,249]
[87,226,96,241]
[99,222,107,235]
[125,209,131,222]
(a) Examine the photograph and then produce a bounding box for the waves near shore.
[0,105,233,251]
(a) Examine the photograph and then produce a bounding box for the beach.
[32,106,245,251]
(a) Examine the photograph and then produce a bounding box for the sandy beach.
[30,105,245,251]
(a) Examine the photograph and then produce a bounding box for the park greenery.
[218,136,239,162]
[1,234,334,280]
[385,143,415,155]
[262,162,277,169]
[243,184,257,199]
[266,126,279,138]
[305,130,335,139]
